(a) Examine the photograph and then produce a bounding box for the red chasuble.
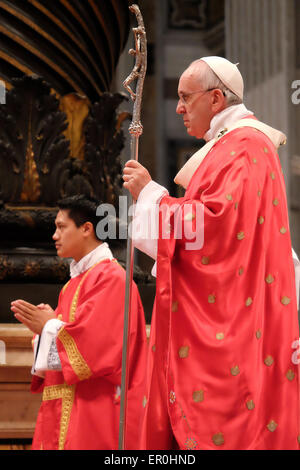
[142,126,300,450]
[31,259,147,450]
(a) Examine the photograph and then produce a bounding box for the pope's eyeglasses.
[178,88,225,105]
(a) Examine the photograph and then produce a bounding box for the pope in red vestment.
[30,258,147,450]
[144,126,300,450]
[123,57,300,450]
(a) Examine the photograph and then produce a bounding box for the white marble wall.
[225,0,300,250]
[225,0,297,199]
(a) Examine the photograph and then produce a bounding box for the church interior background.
[0,0,299,450]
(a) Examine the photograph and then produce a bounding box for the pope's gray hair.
[189,59,243,106]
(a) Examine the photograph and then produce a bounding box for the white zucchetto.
[200,56,244,100]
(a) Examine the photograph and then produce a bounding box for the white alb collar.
[204,103,253,141]
[70,242,114,278]
[174,104,286,190]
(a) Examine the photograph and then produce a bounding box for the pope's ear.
[211,88,226,111]
[212,88,225,102]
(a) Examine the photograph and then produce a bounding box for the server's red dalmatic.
[31,260,147,450]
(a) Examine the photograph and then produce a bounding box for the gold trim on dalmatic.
[42,384,75,450]
[44,260,109,449]
[68,263,102,322]
[58,328,92,381]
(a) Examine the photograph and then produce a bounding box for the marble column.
[225,0,300,252]
[225,0,296,198]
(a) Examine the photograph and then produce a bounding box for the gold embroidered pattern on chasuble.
[246,399,255,410]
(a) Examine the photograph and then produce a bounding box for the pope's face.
[176,66,216,139]
[53,210,85,261]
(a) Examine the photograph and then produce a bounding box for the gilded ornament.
[264,355,274,367]
[246,400,255,410]
[281,296,291,306]
[217,128,228,138]
[245,297,253,307]
[226,194,233,201]
[152,344,156,352]
[172,301,178,312]
[253,158,257,164]
[0,257,13,280]
[280,227,287,234]
[234,202,239,210]
[179,346,189,358]
[230,151,236,156]
[264,147,269,153]
[270,171,275,180]
[286,369,295,381]
[257,190,262,197]
[212,432,224,446]
[273,198,279,206]
[265,274,274,284]
[192,390,204,403]
[53,261,69,282]
[42,163,49,174]
[201,256,210,265]
[60,93,90,161]
[258,216,264,224]
[267,420,277,432]
[237,231,245,240]
[185,438,198,450]
[24,261,40,277]
[216,332,225,340]
[238,266,244,276]
[169,391,176,404]
[20,139,41,203]
[256,329,262,339]
[20,212,35,228]
[208,294,216,304]
[143,396,147,408]
[12,162,20,174]
[230,365,240,376]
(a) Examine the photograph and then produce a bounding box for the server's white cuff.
[32,319,65,375]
